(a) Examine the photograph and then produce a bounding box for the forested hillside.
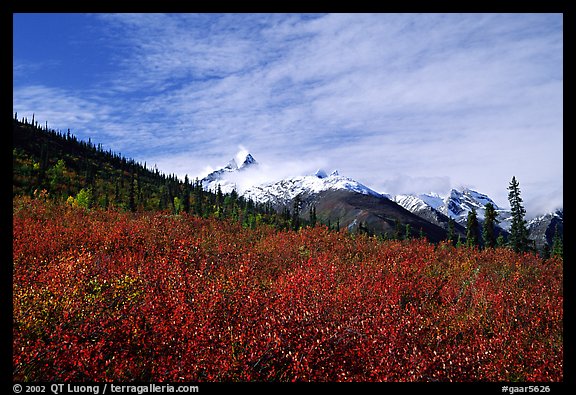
[12,118,298,230]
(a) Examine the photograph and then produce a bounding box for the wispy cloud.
[13,13,563,216]
[13,85,110,133]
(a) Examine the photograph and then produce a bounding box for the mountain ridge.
[201,152,561,249]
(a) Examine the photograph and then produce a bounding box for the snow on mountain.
[393,193,462,234]
[240,153,257,168]
[528,209,563,227]
[201,153,259,194]
[243,169,387,206]
[527,210,563,251]
[419,193,444,210]
[395,188,512,231]
[200,153,386,206]
[200,153,562,239]
[393,194,434,213]
[439,188,512,230]
[315,169,328,179]
[395,189,565,249]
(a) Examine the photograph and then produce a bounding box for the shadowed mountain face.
[527,210,563,251]
[303,189,454,243]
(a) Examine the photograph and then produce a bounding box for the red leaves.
[13,199,563,382]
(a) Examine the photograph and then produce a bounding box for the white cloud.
[13,85,110,133]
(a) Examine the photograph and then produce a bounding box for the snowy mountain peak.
[419,192,444,210]
[225,158,238,170]
[222,153,258,171]
[528,209,563,225]
[315,169,328,179]
[443,188,501,218]
[394,188,512,231]
[201,153,383,203]
[393,194,431,213]
[240,153,258,168]
[243,172,386,206]
[201,153,259,193]
[462,188,499,209]
[315,169,341,179]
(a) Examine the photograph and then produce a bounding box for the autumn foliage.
[13,197,563,382]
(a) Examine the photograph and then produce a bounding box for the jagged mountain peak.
[240,153,258,168]
[394,188,512,231]
[197,151,561,250]
[314,169,340,179]
[243,172,386,206]
[225,158,238,170]
[227,153,258,170]
[452,188,500,209]
[201,152,384,204]
[442,187,503,219]
[201,152,258,193]
[315,169,328,179]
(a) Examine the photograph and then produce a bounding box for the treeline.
[12,116,562,258]
[14,116,187,212]
[12,117,313,231]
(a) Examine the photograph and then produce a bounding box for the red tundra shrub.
[13,199,563,381]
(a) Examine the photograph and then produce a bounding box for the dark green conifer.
[551,223,563,258]
[466,207,479,247]
[507,176,530,253]
[482,202,499,248]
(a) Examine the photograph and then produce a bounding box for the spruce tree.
[551,223,563,258]
[466,207,480,247]
[128,171,137,212]
[394,219,403,240]
[456,234,463,248]
[507,176,529,253]
[292,194,302,230]
[309,206,317,227]
[482,202,499,248]
[182,175,191,214]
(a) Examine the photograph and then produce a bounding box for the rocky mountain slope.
[200,153,561,248]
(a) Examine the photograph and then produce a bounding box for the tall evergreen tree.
[215,184,223,217]
[394,219,403,240]
[182,175,191,214]
[128,170,137,212]
[466,207,480,247]
[482,202,499,248]
[193,179,203,216]
[551,223,563,258]
[292,194,302,230]
[507,176,529,253]
[404,223,412,240]
[309,205,317,227]
[456,234,463,248]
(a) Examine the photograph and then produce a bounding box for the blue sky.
[13,13,563,217]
